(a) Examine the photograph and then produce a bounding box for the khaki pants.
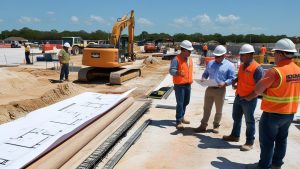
[201,87,226,128]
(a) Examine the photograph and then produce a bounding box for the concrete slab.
[114,57,300,169]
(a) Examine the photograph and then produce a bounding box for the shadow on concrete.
[150,119,176,129]
[211,156,245,169]
[295,124,300,131]
[170,127,196,136]
[195,134,240,149]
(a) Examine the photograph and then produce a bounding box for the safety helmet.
[213,45,227,56]
[63,42,71,48]
[180,40,194,51]
[239,44,255,54]
[272,38,297,53]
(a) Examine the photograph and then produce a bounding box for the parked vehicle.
[11,41,21,48]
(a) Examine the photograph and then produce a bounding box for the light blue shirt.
[202,59,236,85]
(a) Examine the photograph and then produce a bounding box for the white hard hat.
[239,44,255,54]
[272,38,297,53]
[213,45,227,56]
[63,42,71,48]
[180,40,194,51]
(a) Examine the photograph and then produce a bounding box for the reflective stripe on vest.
[173,55,193,84]
[236,61,260,96]
[261,60,300,114]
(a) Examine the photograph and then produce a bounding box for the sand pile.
[0,82,87,124]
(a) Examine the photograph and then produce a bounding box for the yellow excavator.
[78,10,141,84]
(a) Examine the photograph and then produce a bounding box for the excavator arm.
[110,10,135,58]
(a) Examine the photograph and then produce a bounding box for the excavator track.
[78,67,141,84]
[109,67,141,85]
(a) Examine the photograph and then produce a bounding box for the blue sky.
[0,0,299,36]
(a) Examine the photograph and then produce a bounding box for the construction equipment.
[78,10,141,84]
[62,37,98,55]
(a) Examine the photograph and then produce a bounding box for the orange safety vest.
[203,45,208,51]
[173,55,193,85]
[261,59,300,114]
[260,47,266,55]
[236,61,260,96]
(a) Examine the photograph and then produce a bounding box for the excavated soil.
[0,54,170,124]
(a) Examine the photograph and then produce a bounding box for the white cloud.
[215,14,240,25]
[70,16,79,23]
[47,11,55,15]
[18,16,40,24]
[193,14,212,26]
[137,18,153,27]
[86,15,105,25]
[171,17,192,28]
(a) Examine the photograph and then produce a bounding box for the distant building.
[4,37,28,44]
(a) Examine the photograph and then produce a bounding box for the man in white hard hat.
[223,44,264,151]
[195,45,235,133]
[58,42,71,82]
[246,38,300,169]
[169,40,194,130]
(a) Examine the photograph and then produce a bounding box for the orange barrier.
[0,44,11,48]
[204,57,215,66]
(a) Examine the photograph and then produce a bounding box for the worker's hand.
[218,82,227,88]
[232,83,237,89]
[242,96,252,101]
[177,70,185,77]
[200,78,205,82]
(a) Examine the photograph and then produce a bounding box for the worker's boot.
[245,163,260,169]
[240,143,253,151]
[176,122,184,130]
[194,125,206,133]
[222,135,240,142]
[271,165,281,169]
[181,118,190,124]
[212,127,219,134]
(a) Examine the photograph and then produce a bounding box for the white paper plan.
[194,79,218,87]
[0,89,134,169]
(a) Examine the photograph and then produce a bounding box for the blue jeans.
[230,96,257,145]
[258,112,294,169]
[60,63,69,80]
[25,52,30,64]
[174,84,191,123]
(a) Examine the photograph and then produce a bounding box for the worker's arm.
[243,68,277,100]
[243,66,265,101]
[58,50,63,64]
[223,64,236,86]
[169,58,180,76]
[232,77,238,89]
[201,63,210,80]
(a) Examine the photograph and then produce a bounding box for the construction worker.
[25,45,31,64]
[169,40,194,130]
[223,44,264,151]
[245,38,300,169]
[195,45,235,133]
[260,44,267,63]
[59,42,71,82]
[202,43,208,57]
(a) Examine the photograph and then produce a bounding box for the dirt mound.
[143,56,160,65]
[0,83,87,124]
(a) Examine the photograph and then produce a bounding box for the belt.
[208,86,219,89]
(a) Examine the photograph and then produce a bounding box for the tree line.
[0,27,298,44]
